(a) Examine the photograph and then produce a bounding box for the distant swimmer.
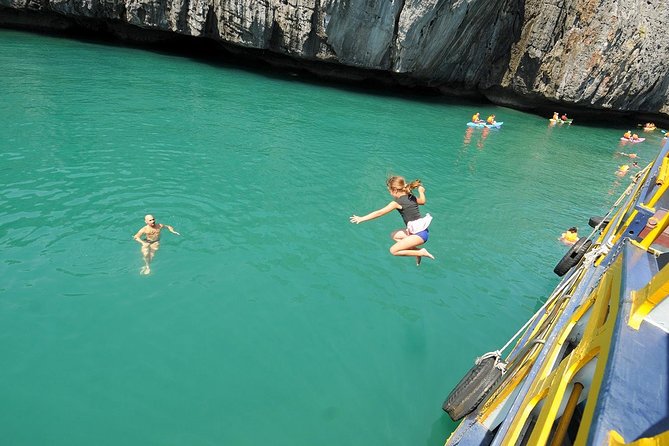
[619,152,638,158]
[616,164,630,177]
[559,226,579,245]
[133,214,180,275]
[350,176,434,265]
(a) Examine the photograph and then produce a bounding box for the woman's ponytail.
[405,179,422,193]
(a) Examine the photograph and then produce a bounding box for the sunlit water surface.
[1,29,663,446]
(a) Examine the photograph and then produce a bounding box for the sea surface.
[1,29,664,446]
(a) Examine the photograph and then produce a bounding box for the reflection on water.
[462,126,491,150]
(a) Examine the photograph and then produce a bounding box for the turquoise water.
[1,29,665,445]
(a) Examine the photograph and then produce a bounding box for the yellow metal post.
[549,382,584,446]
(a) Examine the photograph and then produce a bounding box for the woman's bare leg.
[390,235,434,260]
[390,229,409,241]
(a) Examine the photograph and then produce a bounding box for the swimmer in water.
[559,226,579,245]
[133,214,180,275]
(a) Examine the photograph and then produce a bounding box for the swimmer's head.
[145,214,156,225]
[568,227,577,233]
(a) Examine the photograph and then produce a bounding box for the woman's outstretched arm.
[350,201,398,224]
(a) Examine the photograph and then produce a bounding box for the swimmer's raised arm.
[416,185,426,205]
[350,201,399,224]
[163,224,180,236]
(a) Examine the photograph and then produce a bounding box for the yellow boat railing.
[629,259,669,330]
[499,254,622,446]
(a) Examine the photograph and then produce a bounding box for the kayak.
[549,118,573,125]
[620,137,645,143]
[467,121,503,129]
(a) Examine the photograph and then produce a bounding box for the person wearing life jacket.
[632,133,640,141]
[472,112,483,124]
[560,227,579,245]
[552,112,559,120]
[561,114,569,121]
[623,130,632,139]
[486,114,496,125]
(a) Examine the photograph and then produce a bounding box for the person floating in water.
[350,176,434,265]
[559,226,579,245]
[618,152,638,158]
[616,164,630,177]
[133,214,180,275]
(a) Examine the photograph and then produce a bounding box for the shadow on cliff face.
[0,7,491,106]
[2,7,667,127]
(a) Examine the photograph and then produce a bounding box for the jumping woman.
[350,176,435,265]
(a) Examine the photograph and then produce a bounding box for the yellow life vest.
[563,232,578,243]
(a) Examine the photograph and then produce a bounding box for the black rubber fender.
[588,216,611,229]
[554,237,592,277]
[442,356,504,421]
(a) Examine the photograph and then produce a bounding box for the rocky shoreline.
[2,0,668,126]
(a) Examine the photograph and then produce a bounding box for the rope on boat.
[475,351,507,373]
[585,164,650,242]
[482,270,583,366]
[477,165,650,370]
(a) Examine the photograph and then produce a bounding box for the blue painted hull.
[444,140,669,445]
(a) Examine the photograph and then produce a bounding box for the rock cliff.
[1,0,668,118]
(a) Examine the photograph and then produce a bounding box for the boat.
[620,137,645,143]
[442,139,669,445]
[467,121,503,129]
[549,118,573,125]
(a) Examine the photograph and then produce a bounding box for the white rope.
[477,166,649,367]
[582,244,609,265]
[484,269,582,360]
[475,350,507,374]
[585,169,644,241]
[475,351,500,365]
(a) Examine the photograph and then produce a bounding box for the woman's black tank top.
[394,194,421,225]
